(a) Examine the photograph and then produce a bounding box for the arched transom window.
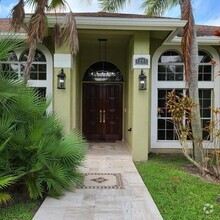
[20,50,47,80]
[158,51,184,81]
[198,50,213,81]
[83,61,123,82]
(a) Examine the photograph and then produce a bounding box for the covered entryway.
[82,62,123,142]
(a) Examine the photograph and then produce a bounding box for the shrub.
[0,73,86,203]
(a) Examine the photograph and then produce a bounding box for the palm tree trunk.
[180,0,204,166]
[23,39,37,84]
[189,25,204,165]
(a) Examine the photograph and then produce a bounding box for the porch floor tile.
[33,142,163,220]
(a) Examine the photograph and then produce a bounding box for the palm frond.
[54,23,62,48]
[56,130,86,166]
[0,176,17,190]
[0,138,11,152]
[98,0,129,12]
[11,0,25,31]
[62,12,79,55]
[142,0,178,16]
[0,36,24,61]
[0,192,13,204]
[25,177,44,199]
[0,113,15,138]
[23,0,48,82]
[48,0,67,10]
[28,12,47,43]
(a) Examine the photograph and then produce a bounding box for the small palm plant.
[0,37,86,204]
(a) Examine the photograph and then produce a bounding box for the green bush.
[0,41,86,204]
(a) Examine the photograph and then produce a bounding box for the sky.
[0,0,220,26]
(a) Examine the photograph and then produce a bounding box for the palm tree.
[11,0,79,84]
[98,0,204,165]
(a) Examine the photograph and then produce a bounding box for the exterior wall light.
[57,68,66,89]
[139,69,147,90]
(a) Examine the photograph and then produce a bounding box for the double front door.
[83,84,122,141]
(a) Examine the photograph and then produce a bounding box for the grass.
[136,154,220,220]
[0,196,43,220]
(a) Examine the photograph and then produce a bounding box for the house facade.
[0,12,220,161]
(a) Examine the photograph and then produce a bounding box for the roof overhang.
[18,14,220,45]
[0,32,27,39]
[25,14,187,31]
[164,36,220,45]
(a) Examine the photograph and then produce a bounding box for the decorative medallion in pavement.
[79,173,124,189]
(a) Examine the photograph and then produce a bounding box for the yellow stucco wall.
[130,31,150,161]
[53,46,77,133]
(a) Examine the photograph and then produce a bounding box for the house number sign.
[133,55,150,69]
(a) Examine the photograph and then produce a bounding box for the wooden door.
[83,84,122,141]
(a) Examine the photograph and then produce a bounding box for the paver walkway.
[33,142,163,220]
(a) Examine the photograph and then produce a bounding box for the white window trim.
[151,45,220,149]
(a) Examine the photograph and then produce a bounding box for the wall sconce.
[57,68,66,89]
[139,69,147,90]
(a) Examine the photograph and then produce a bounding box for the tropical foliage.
[11,0,79,82]
[0,37,86,204]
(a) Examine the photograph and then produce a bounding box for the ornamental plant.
[166,90,220,179]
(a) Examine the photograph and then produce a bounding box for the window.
[158,51,184,81]
[155,49,214,142]
[199,89,212,139]
[0,51,19,78]
[157,88,212,141]
[83,61,123,82]
[20,50,47,80]
[0,46,52,112]
[157,89,183,140]
[152,46,218,148]
[198,51,213,81]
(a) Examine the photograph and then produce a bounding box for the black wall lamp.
[57,68,66,89]
[139,69,147,90]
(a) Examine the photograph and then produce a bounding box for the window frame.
[151,45,219,149]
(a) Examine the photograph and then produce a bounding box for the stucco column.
[131,32,150,161]
[53,49,74,133]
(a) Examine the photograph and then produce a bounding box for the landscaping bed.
[136,153,220,220]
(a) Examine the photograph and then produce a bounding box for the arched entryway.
[82,61,123,142]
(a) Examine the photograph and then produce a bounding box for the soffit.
[78,30,131,48]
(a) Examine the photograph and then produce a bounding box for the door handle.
[103,110,105,123]
[99,110,102,123]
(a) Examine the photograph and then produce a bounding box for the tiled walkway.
[33,142,163,220]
